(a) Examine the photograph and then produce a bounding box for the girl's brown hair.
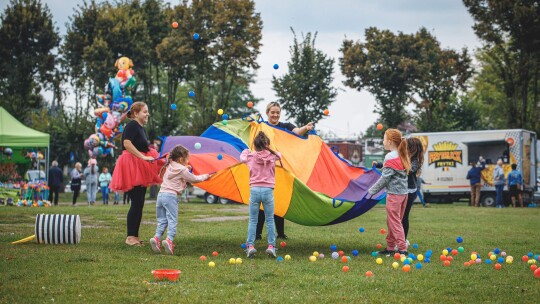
[127,101,147,119]
[406,137,424,176]
[253,131,278,156]
[385,128,411,173]
[160,144,190,177]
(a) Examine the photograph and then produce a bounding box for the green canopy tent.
[0,106,50,181]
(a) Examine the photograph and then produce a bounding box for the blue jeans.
[416,189,425,206]
[101,186,109,204]
[154,192,179,241]
[247,187,276,247]
[495,184,505,207]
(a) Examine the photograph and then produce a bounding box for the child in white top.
[150,144,210,255]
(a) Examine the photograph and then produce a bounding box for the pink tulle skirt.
[110,149,165,192]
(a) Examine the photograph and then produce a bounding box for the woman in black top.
[256,102,313,240]
[110,102,164,246]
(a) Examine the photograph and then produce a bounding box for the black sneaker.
[398,250,408,256]
[377,249,395,256]
[277,234,288,240]
[255,234,262,240]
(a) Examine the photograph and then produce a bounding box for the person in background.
[466,156,486,207]
[84,159,99,206]
[416,176,431,207]
[256,101,313,240]
[113,191,121,205]
[507,163,524,208]
[70,162,83,206]
[99,167,112,205]
[48,160,63,206]
[493,158,506,208]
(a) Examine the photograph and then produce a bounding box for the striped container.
[35,214,81,244]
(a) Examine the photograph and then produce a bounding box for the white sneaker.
[266,245,277,258]
[246,245,257,258]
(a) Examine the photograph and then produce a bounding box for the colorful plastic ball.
[394,252,401,260]
[330,244,337,251]
[352,250,359,257]
[365,271,373,277]
[471,254,477,260]
[342,266,350,272]
[424,258,431,263]
[338,251,344,257]
[392,262,399,269]
[444,260,451,267]
[412,243,419,249]
[446,256,454,262]
[415,263,423,269]
[236,258,243,264]
[200,255,207,261]
[285,255,291,260]
[490,254,497,261]
[170,103,177,110]
[188,90,195,98]
[208,261,215,267]
[528,259,537,265]
[494,263,501,270]
[280,241,286,248]
[501,251,507,257]
[273,64,279,70]
[443,249,449,256]
[494,248,501,254]
[229,258,236,264]
[486,259,492,265]
[217,109,224,115]
[439,255,446,262]
[332,252,339,259]
[319,253,325,259]
[475,258,482,264]
[371,252,378,257]
[276,256,284,262]
[359,227,365,233]
[222,114,229,120]
[400,256,406,262]
[522,255,529,262]
[531,264,538,272]
[402,265,411,272]
[408,253,417,260]
[212,251,219,257]
[309,255,317,262]
[172,21,178,29]
[497,257,504,263]
[341,256,348,263]
[194,142,202,150]
[527,252,533,258]
[323,109,329,116]
[451,249,458,256]
[458,246,465,253]
[403,259,411,265]
[456,236,463,243]
[535,268,540,278]
[376,244,382,249]
[376,123,383,131]
[313,251,320,257]
[506,256,513,264]
[193,33,200,40]
[417,254,424,261]
[464,261,470,267]
[380,228,386,234]
[222,120,228,125]
[247,101,253,108]
[217,154,223,160]
[241,243,247,249]
[376,258,383,265]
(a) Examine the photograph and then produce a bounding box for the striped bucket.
[35,214,81,244]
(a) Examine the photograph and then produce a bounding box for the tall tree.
[463,0,540,132]
[0,0,60,123]
[272,29,337,126]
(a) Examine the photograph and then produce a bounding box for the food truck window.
[466,141,510,164]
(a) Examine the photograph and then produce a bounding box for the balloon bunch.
[85,56,137,158]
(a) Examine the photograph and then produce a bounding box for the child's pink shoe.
[150,236,161,253]
[162,238,174,255]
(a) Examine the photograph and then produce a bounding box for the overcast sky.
[1,0,482,137]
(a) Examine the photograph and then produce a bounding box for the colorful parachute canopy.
[161,119,384,226]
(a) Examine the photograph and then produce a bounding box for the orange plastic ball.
[530,264,538,272]
[200,255,207,261]
[402,265,411,272]
[444,260,451,267]
[464,262,470,267]
[376,123,383,131]
[376,244,382,249]
[494,263,502,270]
[380,228,386,234]
[323,109,329,116]
[451,249,458,256]
[446,256,454,262]
[212,251,218,257]
[172,21,179,29]
[338,250,345,257]
[439,255,446,262]
[534,268,540,278]
[394,253,401,260]
[247,101,253,108]
[341,256,348,263]
[342,266,350,272]
[365,271,373,277]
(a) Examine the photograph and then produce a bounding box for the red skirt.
[110,149,165,192]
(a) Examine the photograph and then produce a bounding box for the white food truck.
[412,129,537,206]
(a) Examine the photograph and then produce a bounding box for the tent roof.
[0,106,50,147]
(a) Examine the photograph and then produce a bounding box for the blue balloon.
[415,262,423,269]
[359,227,365,233]
[273,63,279,70]
[170,103,177,110]
[217,154,223,160]
[330,244,337,251]
[352,250,359,257]
[222,114,229,120]
[456,236,463,243]
[188,90,195,98]
[193,33,200,40]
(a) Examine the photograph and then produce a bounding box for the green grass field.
[1,199,539,303]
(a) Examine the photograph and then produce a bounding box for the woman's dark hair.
[160,144,190,177]
[407,137,424,176]
[127,101,147,119]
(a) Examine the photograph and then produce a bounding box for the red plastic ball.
[443,260,451,267]
[440,255,446,262]
[376,244,382,249]
[342,266,350,272]
[531,264,538,272]
[338,250,344,257]
[494,263,502,270]
[376,123,383,131]
[199,255,207,261]
[394,252,401,260]
[446,256,454,262]
[280,241,286,248]
[341,256,348,263]
[534,268,540,278]
[451,249,458,256]
[365,271,373,277]
[380,228,386,234]
[522,255,529,262]
[212,251,218,257]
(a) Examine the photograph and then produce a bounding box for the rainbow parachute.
[161,118,384,226]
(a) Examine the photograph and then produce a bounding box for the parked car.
[25,170,46,182]
[192,186,238,204]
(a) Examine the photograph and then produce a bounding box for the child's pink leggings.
[386,193,408,251]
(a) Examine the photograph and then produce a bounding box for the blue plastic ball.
[425,252,432,258]
[277,256,284,262]
[486,259,492,264]
[359,227,365,233]
[330,244,337,251]
[404,259,411,265]
[412,243,419,249]
[273,63,279,70]
[447,247,452,252]
[527,252,533,258]
[241,243,247,249]
[497,257,504,263]
[415,262,423,269]
[170,103,177,110]
[188,90,195,98]
[494,248,501,254]
[217,154,223,160]
[222,114,229,120]
[193,33,200,40]
[352,250,359,257]
[424,258,431,263]
[456,236,463,243]
[409,253,417,260]
[371,251,378,257]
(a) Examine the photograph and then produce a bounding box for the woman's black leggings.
[402,192,418,239]
[72,189,80,205]
[127,186,147,237]
[256,209,285,236]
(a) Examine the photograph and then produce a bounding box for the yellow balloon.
[217,109,224,115]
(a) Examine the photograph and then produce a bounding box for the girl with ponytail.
[368,128,411,256]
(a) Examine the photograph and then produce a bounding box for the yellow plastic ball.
[235,258,243,264]
[284,255,291,260]
[392,262,399,269]
[208,261,216,267]
[528,259,536,265]
[506,257,513,264]
[309,255,317,262]
[442,249,449,256]
[229,258,236,265]
[217,109,224,115]
[417,254,424,261]
[313,251,319,257]
[376,258,383,265]
[400,256,406,262]
[490,255,497,261]
[471,254,477,260]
